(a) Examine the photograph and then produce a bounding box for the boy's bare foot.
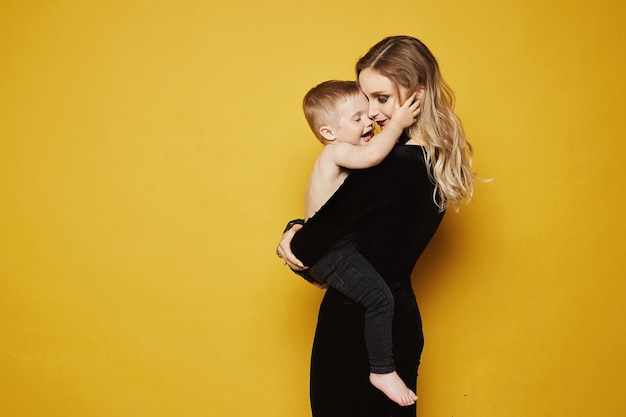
[369,371,418,407]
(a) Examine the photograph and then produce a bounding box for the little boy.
[299,80,419,406]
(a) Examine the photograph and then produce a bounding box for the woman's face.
[358,68,409,128]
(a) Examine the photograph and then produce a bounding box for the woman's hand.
[276,223,307,271]
[277,223,327,289]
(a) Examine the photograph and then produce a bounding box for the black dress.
[291,142,445,417]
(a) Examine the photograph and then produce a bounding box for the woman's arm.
[290,153,395,266]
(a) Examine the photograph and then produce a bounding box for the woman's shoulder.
[394,143,425,156]
[345,145,427,184]
[389,144,427,166]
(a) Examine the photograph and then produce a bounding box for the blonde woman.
[278,35,477,417]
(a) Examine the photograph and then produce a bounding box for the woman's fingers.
[277,224,306,270]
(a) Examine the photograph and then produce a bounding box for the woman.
[278,35,477,417]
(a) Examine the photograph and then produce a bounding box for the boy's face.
[331,94,375,146]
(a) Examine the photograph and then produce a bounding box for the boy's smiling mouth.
[361,129,374,142]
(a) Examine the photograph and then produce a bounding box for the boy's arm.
[332,93,419,169]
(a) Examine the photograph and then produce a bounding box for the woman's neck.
[405,129,427,146]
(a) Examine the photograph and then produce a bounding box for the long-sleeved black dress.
[290,142,445,417]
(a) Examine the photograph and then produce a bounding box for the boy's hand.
[388,92,420,130]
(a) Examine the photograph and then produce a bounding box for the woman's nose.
[368,104,379,120]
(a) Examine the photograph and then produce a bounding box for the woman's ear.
[415,86,426,102]
[319,125,336,141]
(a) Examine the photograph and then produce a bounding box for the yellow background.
[1,1,625,416]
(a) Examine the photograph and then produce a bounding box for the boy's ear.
[319,125,336,141]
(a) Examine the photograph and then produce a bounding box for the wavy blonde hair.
[356,36,477,211]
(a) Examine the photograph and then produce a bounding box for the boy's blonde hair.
[356,35,478,212]
[303,80,362,142]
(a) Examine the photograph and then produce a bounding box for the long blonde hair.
[356,36,476,211]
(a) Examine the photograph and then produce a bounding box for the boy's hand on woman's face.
[388,92,420,129]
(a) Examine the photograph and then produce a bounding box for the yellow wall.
[1,1,625,416]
